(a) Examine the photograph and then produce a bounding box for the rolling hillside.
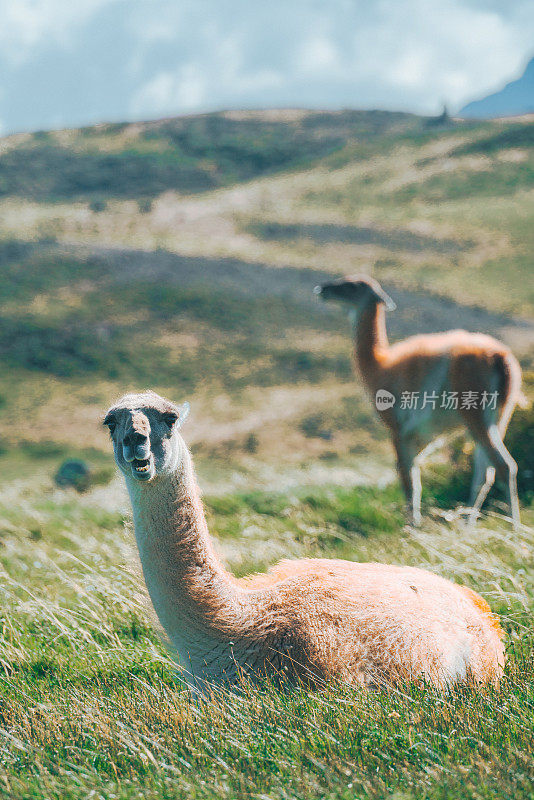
[0,109,419,202]
[0,108,533,486]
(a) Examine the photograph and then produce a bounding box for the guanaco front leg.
[468,445,495,526]
[393,434,421,526]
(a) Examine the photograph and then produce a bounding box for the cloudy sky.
[1,0,532,134]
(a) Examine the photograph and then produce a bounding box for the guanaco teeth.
[133,458,151,473]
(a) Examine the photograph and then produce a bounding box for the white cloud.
[0,0,121,64]
[367,0,528,108]
[130,19,285,118]
[132,65,207,116]
[297,36,342,75]
[388,51,432,90]
[0,0,533,132]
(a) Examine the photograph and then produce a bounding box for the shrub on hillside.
[54,459,114,493]
[89,198,107,212]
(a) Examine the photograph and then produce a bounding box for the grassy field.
[0,108,533,798]
[0,476,533,799]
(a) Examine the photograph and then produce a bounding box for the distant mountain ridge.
[460,57,534,119]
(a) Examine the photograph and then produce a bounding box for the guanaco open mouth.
[131,456,153,480]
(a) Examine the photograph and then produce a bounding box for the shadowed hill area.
[245,220,473,253]
[1,238,530,383]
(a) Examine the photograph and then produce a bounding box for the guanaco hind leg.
[466,423,520,529]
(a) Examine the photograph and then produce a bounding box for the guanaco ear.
[163,402,190,430]
[176,401,190,429]
[375,286,396,311]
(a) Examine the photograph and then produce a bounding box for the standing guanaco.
[316,276,524,528]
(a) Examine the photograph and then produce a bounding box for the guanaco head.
[104,391,190,483]
[314,275,396,311]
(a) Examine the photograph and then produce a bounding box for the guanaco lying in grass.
[104,391,504,695]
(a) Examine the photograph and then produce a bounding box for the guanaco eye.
[162,411,178,429]
[103,413,116,436]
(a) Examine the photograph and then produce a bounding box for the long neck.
[126,450,246,655]
[353,302,389,384]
